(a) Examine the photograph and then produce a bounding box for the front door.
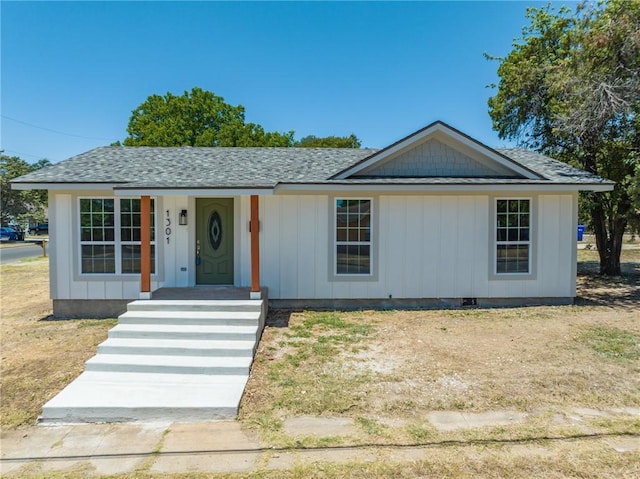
[196,198,234,284]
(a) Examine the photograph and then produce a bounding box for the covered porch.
[135,193,264,300]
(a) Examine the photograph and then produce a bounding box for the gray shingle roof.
[495,149,606,184]
[13,147,377,188]
[12,145,612,189]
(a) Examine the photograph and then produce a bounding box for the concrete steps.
[118,310,262,326]
[98,338,256,357]
[39,299,266,424]
[85,354,254,375]
[108,323,259,341]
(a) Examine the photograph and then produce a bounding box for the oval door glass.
[208,211,222,250]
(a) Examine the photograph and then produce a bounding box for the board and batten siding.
[48,191,182,301]
[259,194,577,300]
[48,191,576,301]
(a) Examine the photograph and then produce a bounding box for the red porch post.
[250,195,261,299]
[140,195,151,299]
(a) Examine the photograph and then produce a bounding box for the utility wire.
[0,148,44,159]
[2,115,119,141]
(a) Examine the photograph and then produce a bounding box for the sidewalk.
[2,410,638,477]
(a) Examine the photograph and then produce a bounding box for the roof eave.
[274,181,614,193]
[10,182,124,191]
[112,186,275,196]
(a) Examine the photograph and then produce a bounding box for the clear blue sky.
[1,1,575,164]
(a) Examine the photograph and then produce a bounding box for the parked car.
[8,225,25,241]
[0,226,20,241]
[29,223,48,235]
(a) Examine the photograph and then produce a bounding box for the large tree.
[0,154,50,225]
[123,87,295,147]
[488,0,640,275]
[123,87,362,149]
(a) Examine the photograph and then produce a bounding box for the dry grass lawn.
[240,248,640,455]
[242,248,639,417]
[0,258,115,427]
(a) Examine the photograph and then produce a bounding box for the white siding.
[50,193,72,299]
[260,194,576,300]
[539,194,574,296]
[49,191,191,300]
[48,190,577,302]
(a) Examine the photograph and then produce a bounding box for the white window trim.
[78,197,157,276]
[332,197,375,279]
[490,196,537,280]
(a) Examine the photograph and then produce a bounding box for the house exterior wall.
[259,193,577,301]
[49,191,164,304]
[47,189,577,316]
[48,191,251,305]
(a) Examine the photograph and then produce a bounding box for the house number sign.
[165,210,172,244]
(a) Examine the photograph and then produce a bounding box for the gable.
[353,137,521,178]
[335,121,541,180]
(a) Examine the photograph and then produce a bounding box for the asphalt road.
[0,243,45,265]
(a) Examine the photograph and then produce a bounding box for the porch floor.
[152,287,268,301]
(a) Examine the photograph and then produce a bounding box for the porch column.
[140,195,152,299]
[250,195,261,299]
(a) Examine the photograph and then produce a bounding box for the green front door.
[196,198,234,284]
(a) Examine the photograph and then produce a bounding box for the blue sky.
[2,1,575,164]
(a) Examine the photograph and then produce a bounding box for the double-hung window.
[495,198,531,274]
[335,199,372,275]
[80,198,156,274]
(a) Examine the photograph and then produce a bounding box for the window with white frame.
[335,199,372,275]
[80,198,156,274]
[495,198,531,274]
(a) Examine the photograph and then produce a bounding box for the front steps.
[39,299,265,424]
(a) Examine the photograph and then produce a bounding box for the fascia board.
[112,187,275,196]
[274,182,614,194]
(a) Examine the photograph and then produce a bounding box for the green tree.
[123,87,295,147]
[488,0,640,275]
[295,134,361,148]
[1,154,50,225]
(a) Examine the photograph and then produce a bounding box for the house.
[13,121,613,317]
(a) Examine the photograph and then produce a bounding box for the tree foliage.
[123,87,295,147]
[488,0,640,275]
[295,134,361,148]
[123,87,362,149]
[1,154,50,225]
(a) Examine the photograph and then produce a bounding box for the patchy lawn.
[242,309,639,437]
[240,248,640,449]
[0,258,115,428]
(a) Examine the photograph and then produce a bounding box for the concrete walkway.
[2,410,638,476]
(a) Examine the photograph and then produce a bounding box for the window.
[80,198,156,274]
[495,199,530,274]
[335,199,371,275]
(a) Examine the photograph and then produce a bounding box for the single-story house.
[12,121,613,317]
